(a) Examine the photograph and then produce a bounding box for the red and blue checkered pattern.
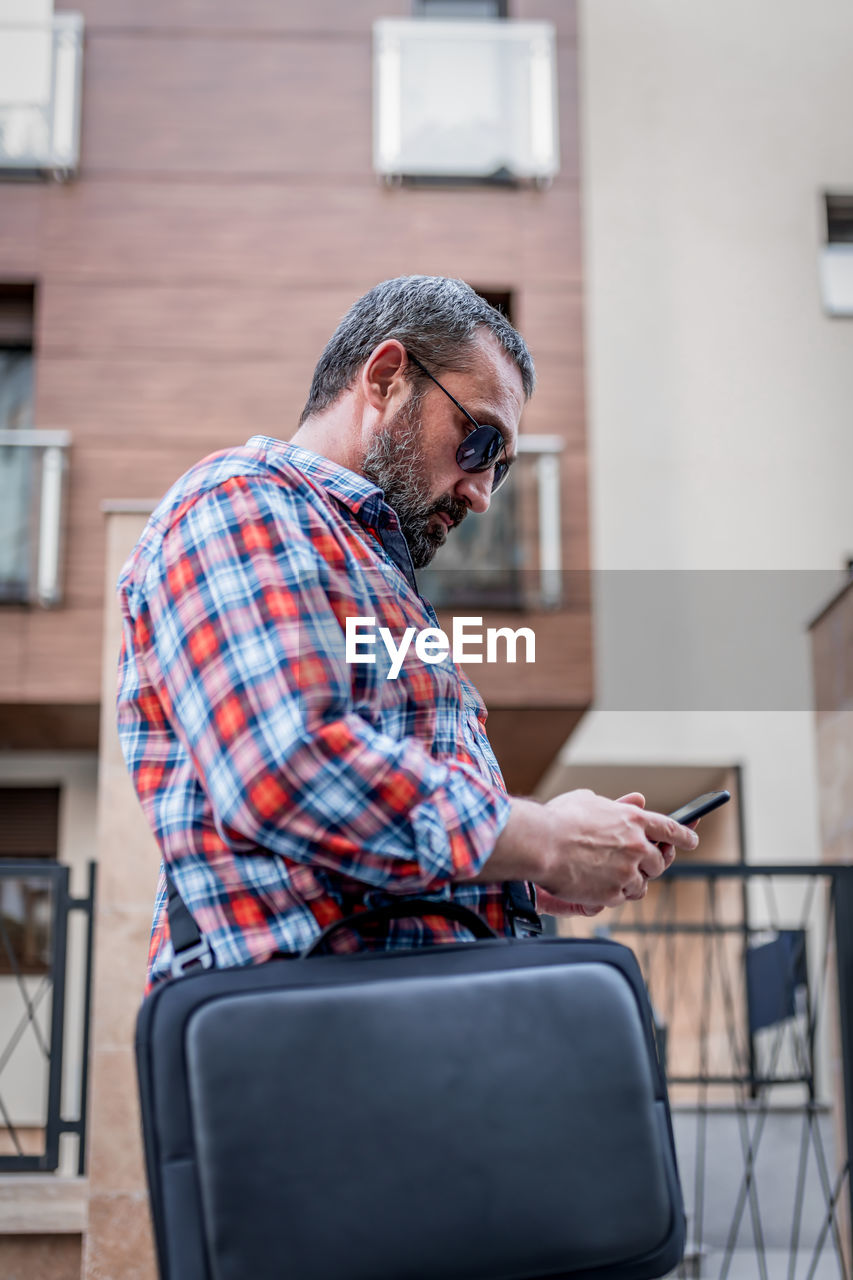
[116,438,514,987]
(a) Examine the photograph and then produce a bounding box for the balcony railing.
[0,428,69,606]
[373,17,559,184]
[0,860,95,1174]
[419,434,563,610]
[0,13,84,181]
[561,864,853,1279]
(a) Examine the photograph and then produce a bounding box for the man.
[117,276,698,986]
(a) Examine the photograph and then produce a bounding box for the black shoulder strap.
[504,880,543,936]
[164,866,215,977]
[163,865,540,978]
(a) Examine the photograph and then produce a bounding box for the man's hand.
[468,788,699,911]
[534,792,679,916]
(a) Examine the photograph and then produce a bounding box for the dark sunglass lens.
[456,426,504,472]
[491,460,509,492]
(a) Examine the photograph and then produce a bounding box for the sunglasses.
[406,352,512,493]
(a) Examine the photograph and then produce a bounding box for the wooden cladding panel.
[81,33,373,177]
[811,581,853,712]
[36,323,585,454]
[77,27,578,180]
[0,607,104,702]
[36,357,309,443]
[518,286,586,362]
[514,0,578,40]
[0,703,100,750]
[76,0,411,36]
[435,608,593,709]
[0,0,589,719]
[0,787,60,857]
[0,613,27,692]
[487,707,585,797]
[0,187,46,281]
[39,281,586,365]
[38,282,365,360]
[37,180,583,288]
[77,0,576,42]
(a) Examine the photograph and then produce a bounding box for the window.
[826,194,853,243]
[419,288,563,609]
[819,193,853,317]
[415,0,508,17]
[0,284,35,430]
[0,787,60,976]
[0,283,68,607]
[0,286,35,603]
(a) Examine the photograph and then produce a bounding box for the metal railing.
[0,13,84,181]
[562,863,853,1279]
[0,860,95,1174]
[0,429,70,606]
[419,435,564,609]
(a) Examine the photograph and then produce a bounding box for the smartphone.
[668,790,731,826]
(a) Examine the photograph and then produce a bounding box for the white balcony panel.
[0,9,83,178]
[373,18,559,183]
[0,429,70,606]
[819,244,853,317]
[419,436,564,610]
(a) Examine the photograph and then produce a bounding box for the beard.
[362,396,468,569]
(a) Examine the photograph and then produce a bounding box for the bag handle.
[301,898,499,958]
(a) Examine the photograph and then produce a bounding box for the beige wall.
[568,0,853,866]
[81,507,159,1280]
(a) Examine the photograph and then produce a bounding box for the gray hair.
[299,276,535,424]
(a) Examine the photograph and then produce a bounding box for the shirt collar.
[245,435,397,532]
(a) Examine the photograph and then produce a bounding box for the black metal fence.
[562,864,853,1280]
[2,851,850,1280]
[0,859,96,1174]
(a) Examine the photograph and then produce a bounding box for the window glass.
[0,787,60,976]
[0,286,35,602]
[416,0,506,16]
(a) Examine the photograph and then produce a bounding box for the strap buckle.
[504,880,543,937]
[512,910,543,938]
[170,937,214,978]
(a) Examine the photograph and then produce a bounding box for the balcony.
[420,436,590,794]
[0,859,95,1174]
[0,11,84,181]
[0,429,69,606]
[373,17,559,184]
[420,435,564,609]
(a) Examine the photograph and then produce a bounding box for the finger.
[623,874,648,902]
[658,842,677,869]
[638,843,667,881]
[616,792,646,808]
[535,889,601,916]
[642,810,699,850]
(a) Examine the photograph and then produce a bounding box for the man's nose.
[455,469,492,515]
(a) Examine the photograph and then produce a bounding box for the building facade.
[0,1,589,1275]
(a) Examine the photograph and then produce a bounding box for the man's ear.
[361,340,409,411]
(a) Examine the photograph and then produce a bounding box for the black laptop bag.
[135,898,685,1280]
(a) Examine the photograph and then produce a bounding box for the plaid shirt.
[116,437,515,987]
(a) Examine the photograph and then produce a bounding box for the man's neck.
[291,401,364,475]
